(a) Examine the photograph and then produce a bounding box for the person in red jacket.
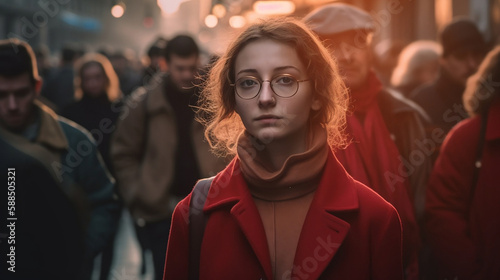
[425,45,500,279]
[164,18,403,280]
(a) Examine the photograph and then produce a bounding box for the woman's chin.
[253,128,284,146]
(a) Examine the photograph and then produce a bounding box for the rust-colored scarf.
[237,124,328,201]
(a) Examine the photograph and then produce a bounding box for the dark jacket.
[410,69,467,134]
[165,150,403,280]
[377,88,433,221]
[0,101,120,278]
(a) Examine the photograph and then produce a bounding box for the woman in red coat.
[425,46,500,279]
[164,18,403,280]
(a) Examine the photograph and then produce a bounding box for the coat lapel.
[205,160,273,280]
[293,151,360,279]
[231,194,273,280]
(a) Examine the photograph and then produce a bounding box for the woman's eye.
[275,76,295,85]
[239,79,258,88]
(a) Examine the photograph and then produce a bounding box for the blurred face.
[81,64,107,98]
[322,31,372,91]
[441,51,483,86]
[167,54,198,90]
[0,73,40,132]
[416,60,440,85]
[234,39,321,146]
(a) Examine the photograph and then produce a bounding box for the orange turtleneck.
[237,125,328,279]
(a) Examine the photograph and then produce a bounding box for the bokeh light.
[111,4,125,18]
[212,4,227,18]
[205,14,218,28]
[229,15,246,29]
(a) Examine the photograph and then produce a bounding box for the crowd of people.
[0,2,498,280]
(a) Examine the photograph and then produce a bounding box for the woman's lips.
[255,115,281,123]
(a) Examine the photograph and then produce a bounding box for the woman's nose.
[258,81,276,107]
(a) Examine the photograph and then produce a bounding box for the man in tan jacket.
[111,35,226,280]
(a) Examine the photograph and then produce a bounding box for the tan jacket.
[111,73,226,222]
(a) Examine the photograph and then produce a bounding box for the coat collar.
[35,100,68,151]
[146,72,173,114]
[204,149,359,279]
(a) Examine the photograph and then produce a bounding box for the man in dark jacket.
[410,18,487,136]
[304,4,432,279]
[0,38,120,280]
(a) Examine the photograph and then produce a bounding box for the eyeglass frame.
[230,73,310,100]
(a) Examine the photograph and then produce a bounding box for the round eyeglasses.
[230,74,309,100]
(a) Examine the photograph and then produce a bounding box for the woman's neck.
[256,127,309,171]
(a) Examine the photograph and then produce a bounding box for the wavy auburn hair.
[198,17,349,156]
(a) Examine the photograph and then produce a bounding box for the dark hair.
[199,17,348,156]
[164,35,199,62]
[147,37,168,58]
[0,38,39,84]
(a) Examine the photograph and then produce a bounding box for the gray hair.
[391,41,441,87]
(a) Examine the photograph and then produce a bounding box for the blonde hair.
[198,17,349,157]
[74,53,121,102]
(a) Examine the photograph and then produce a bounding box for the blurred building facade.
[0,0,498,59]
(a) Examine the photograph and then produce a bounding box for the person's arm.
[163,195,191,280]
[110,90,147,209]
[425,122,480,278]
[70,127,121,260]
[371,203,404,280]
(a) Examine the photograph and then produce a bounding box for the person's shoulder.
[352,179,397,212]
[409,82,436,104]
[378,88,431,122]
[57,116,96,145]
[443,116,481,149]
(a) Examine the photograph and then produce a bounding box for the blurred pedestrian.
[40,44,82,112]
[33,44,52,80]
[304,4,431,279]
[0,39,120,280]
[391,41,441,97]
[164,17,403,280]
[410,18,487,134]
[425,45,500,279]
[61,53,121,171]
[142,37,168,86]
[111,35,226,280]
[109,50,142,97]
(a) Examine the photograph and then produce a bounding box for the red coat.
[164,151,403,280]
[425,102,500,279]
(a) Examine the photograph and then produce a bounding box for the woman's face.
[81,64,107,98]
[234,39,321,144]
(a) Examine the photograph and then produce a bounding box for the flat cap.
[303,3,374,36]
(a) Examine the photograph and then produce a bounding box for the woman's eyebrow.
[236,66,301,76]
[274,66,301,72]
[236,69,258,76]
